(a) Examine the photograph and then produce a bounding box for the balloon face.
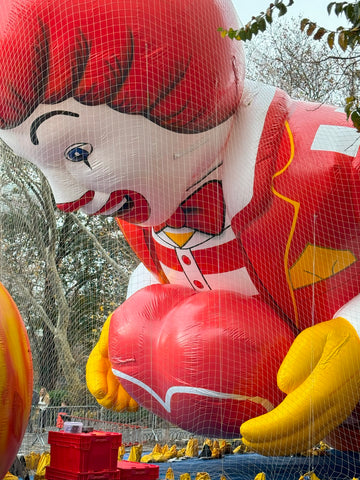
[0,0,244,226]
[0,100,235,226]
[0,283,33,479]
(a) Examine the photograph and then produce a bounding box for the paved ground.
[18,430,51,455]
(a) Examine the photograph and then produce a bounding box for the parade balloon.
[1,0,360,456]
[0,282,32,479]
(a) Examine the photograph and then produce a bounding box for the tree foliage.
[244,15,358,107]
[219,1,295,41]
[219,1,360,129]
[0,140,138,404]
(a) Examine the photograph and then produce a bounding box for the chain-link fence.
[19,405,194,456]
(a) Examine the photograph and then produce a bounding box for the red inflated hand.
[108,284,295,438]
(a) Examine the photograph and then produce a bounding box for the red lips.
[57,190,150,223]
[57,190,95,212]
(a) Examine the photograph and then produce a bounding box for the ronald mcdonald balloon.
[0,0,360,456]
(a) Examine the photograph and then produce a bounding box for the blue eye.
[64,143,93,169]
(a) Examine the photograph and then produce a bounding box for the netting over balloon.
[0,0,360,478]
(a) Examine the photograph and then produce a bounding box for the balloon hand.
[86,315,138,412]
[240,317,360,456]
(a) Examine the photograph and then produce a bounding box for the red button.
[182,255,191,265]
[193,280,204,289]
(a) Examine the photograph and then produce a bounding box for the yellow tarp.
[185,438,199,457]
[141,443,178,463]
[3,473,18,480]
[180,474,191,480]
[165,467,175,479]
[118,444,125,460]
[128,444,143,462]
[35,452,50,477]
[195,473,211,480]
[254,473,266,480]
[24,452,41,471]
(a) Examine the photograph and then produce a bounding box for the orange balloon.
[0,282,33,478]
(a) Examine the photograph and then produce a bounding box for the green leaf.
[245,28,253,40]
[346,96,356,103]
[251,22,259,35]
[258,17,267,31]
[278,3,287,16]
[344,4,355,23]
[265,8,273,23]
[238,29,248,41]
[351,109,360,131]
[335,2,345,16]
[226,28,237,39]
[327,2,336,14]
[345,96,355,118]
[354,3,360,25]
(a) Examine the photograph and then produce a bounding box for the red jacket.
[118,88,360,333]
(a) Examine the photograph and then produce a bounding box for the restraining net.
[0,0,360,478]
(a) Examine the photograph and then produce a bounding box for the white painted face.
[0,98,234,226]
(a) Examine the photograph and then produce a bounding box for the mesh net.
[0,0,360,479]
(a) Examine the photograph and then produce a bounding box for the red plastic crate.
[117,460,159,480]
[48,430,122,473]
[45,466,120,480]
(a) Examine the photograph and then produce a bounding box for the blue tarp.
[28,450,360,480]
[156,450,360,480]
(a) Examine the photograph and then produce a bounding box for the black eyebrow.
[30,110,80,145]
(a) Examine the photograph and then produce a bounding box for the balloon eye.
[64,143,93,169]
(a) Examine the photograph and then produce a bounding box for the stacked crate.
[46,430,122,480]
[117,460,159,480]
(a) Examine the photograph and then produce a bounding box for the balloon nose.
[56,190,95,212]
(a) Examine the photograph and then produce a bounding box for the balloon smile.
[57,189,150,223]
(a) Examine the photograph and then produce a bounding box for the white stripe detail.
[112,368,274,413]
[81,191,110,214]
[335,294,360,338]
[102,196,128,216]
[311,125,360,157]
[223,81,278,220]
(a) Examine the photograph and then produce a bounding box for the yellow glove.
[86,314,138,412]
[240,317,360,456]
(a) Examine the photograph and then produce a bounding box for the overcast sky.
[232,0,349,31]
[0,1,350,36]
